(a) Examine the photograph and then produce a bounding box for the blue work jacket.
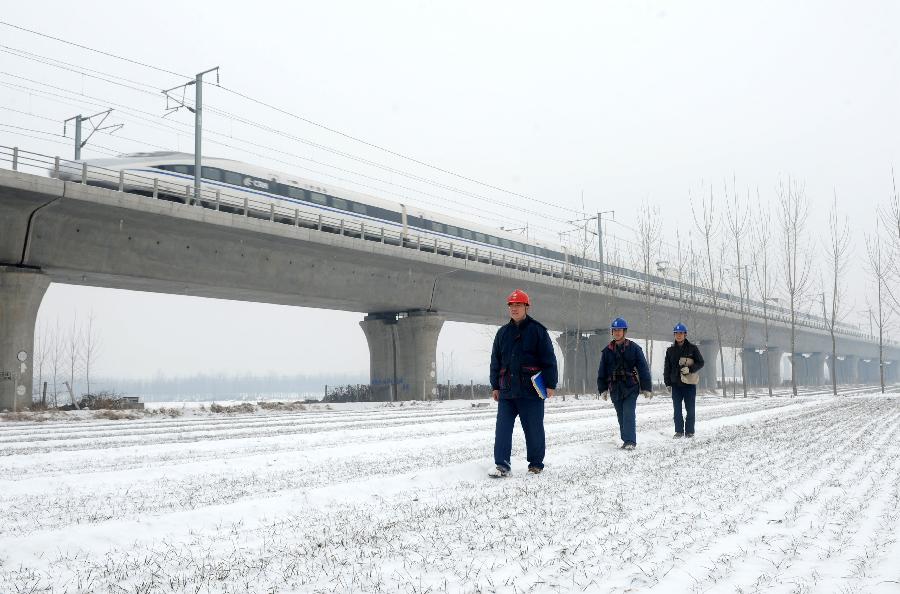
[596,339,652,398]
[490,316,558,399]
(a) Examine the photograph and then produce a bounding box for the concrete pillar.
[359,313,399,401]
[742,348,764,387]
[395,311,444,400]
[885,361,897,384]
[764,347,784,391]
[807,353,826,386]
[556,331,605,394]
[360,311,444,401]
[0,267,51,410]
[843,355,859,384]
[696,340,719,390]
[860,359,877,384]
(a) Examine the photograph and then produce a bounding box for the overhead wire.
[0,21,585,215]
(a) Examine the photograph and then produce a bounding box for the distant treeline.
[88,372,368,402]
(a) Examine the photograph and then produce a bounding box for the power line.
[0,21,585,215]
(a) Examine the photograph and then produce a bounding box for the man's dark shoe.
[527,466,543,475]
[685,433,695,438]
[674,432,684,439]
[623,443,636,450]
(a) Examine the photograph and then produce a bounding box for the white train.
[54,151,840,331]
[57,151,573,266]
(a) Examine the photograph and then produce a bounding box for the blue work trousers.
[494,397,545,470]
[672,384,697,434]
[611,391,638,445]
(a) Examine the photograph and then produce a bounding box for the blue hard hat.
[611,317,628,330]
[673,323,688,334]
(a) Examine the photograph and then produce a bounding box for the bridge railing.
[0,145,883,343]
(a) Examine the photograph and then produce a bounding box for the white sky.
[2,1,898,381]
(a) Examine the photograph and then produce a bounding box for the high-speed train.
[53,151,845,331]
[57,151,573,265]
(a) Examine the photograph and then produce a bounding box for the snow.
[1,391,899,593]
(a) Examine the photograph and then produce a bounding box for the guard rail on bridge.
[0,145,880,343]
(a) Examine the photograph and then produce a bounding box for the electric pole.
[163,66,220,202]
[63,109,121,160]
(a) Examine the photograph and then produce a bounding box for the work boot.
[488,466,510,478]
[674,432,684,439]
[527,466,543,475]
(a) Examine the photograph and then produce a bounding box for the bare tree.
[750,198,778,396]
[692,186,727,397]
[636,201,662,368]
[865,226,891,393]
[725,182,750,397]
[776,178,813,397]
[822,193,851,396]
[49,317,64,407]
[66,312,82,403]
[82,310,101,396]
[32,321,52,406]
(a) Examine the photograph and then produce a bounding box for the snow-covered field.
[2,389,899,593]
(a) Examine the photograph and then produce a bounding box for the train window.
[524,245,534,254]
[487,235,499,245]
[475,232,486,243]
[430,221,445,233]
[173,165,190,174]
[446,225,458,236]
[201,167,222,181]
[331,197,348,210]
[513,242,523,252]
[287,186,305,200]
[310,192,327,205]
[224,171,243,186]
[461,229,473,240]
[501,239,512,249]
[352,203,367,214]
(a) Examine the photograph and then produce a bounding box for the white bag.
[679,356,700,385]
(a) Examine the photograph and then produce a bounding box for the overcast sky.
[2,1,898,383]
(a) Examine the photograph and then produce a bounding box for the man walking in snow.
[596,317,653,450]
[488,289,558,477]
[663,323,704,438]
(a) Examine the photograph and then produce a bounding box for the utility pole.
[163,66,220,202]
[64,109,121,160]
[567,209,614,283]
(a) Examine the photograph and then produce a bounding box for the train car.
[55,151,573,267]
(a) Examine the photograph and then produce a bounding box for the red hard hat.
[507,289,530,306]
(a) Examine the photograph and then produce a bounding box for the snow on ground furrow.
[649,398,900,594]
[0,397,797,482]
[4,396,892,593]
[0,398,816,537]
[1,396,897,593]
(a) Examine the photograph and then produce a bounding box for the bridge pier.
[807,352,826,386]
[842,355,860,384]
[0,267,50,410]
[696,341,718,390]
[741,348,764,386]
[359,311,444,401]
[859,359,877,384]
[885,361,897,384]
[764,347,784,391]
[556,331,604,394]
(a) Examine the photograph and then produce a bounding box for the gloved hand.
[600,391,609,401]
[641,390,653,400]
[680,366,690,375]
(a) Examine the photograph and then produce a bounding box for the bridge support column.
[696,340,718,390]
[742,348,763,387]
[0,267,50,411]
[556,331,604,394]
[808,352,826,386]
[859,359,877,384]
[884,361,897,384]
[360,311,444,401]
[764,347,783,392]
[842,355,859,385]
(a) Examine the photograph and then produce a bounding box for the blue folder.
[531,371,548,400]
